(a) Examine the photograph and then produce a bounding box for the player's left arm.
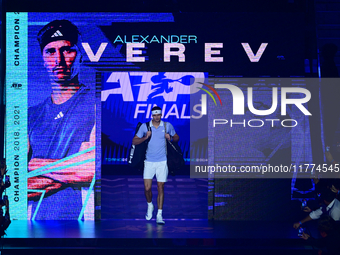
[165,123,179,142]
[172,134,179,142]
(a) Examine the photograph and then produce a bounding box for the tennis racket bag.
[128,122,151,170]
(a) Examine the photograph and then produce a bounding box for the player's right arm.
[132,124,151,145]
[132,133,151,145]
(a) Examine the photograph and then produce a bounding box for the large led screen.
[5,12,309,221]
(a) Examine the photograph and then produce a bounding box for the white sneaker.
[145,203,154,220]
[156,214,165,225]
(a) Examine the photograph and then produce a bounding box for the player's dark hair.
[151,106,162,111]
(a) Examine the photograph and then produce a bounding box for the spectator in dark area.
[301,215,340,255]
[0,199,11,237]
[0,164,6,198]
[0,162,11,236]
[313,177,340,204]
[293,189,340,229]
[312,142,340,204]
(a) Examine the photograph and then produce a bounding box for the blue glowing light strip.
[27,189,46,220]
[27,146,95,177]
[78,174,96,221]
[28,158,95,178]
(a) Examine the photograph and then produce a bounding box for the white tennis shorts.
[144,160,168,182]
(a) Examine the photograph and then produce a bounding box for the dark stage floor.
[0,219,319,255]
[5,219,314,239]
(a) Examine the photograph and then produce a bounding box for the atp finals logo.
[101,72,206,119]
[198,82,312,128]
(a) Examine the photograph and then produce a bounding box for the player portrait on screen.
[27,20,95,220]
